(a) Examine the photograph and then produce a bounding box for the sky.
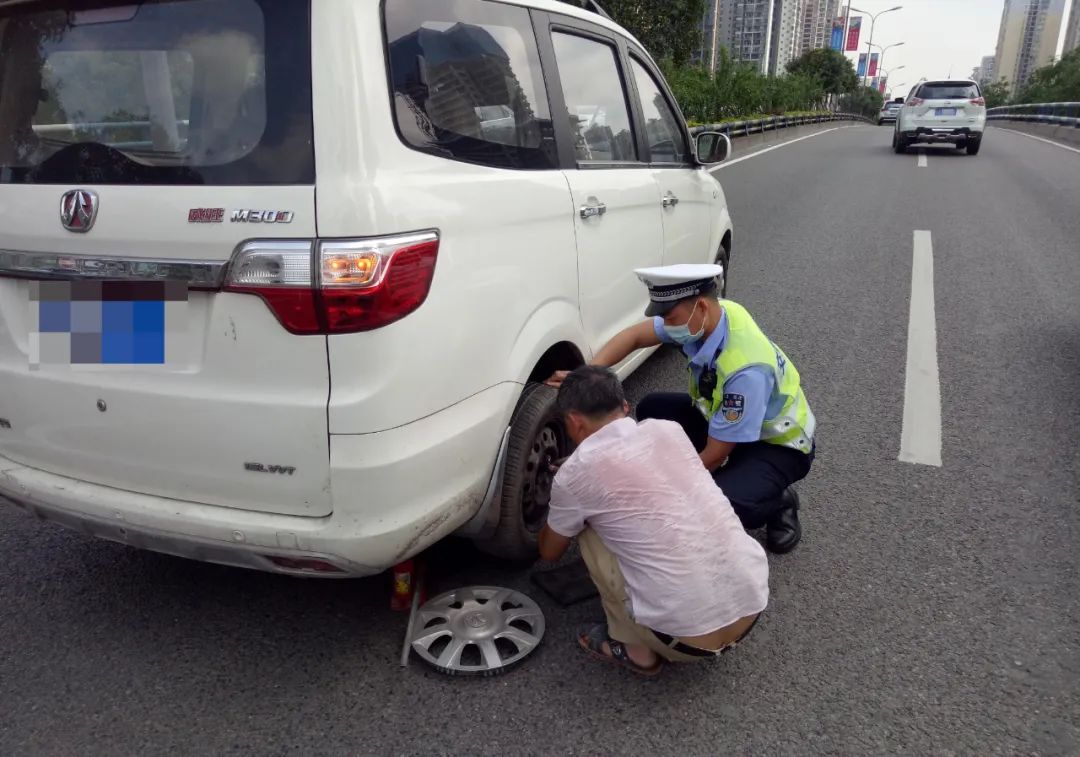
[837,0,1016,98]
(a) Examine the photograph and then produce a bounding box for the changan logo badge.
[60,190,99,233]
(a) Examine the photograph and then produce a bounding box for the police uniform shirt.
[653,308,784,444]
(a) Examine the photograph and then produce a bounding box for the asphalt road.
[2,123,1079,756]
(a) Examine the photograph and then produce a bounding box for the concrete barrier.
[986,120,1080,149]
[711,118,868,156]
[987,103,1080,149]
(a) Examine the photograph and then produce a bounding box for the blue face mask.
[663,302,705,345]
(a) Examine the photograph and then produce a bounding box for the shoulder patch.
[721,393,745,423]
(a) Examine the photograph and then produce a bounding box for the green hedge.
[660,50,826,124]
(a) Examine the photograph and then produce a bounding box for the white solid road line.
[994,126,1080,156]
[900,230,943,467]
[917,150,928,167]
[709,125,860,170]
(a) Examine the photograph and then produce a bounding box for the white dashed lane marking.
[899,229,942,467]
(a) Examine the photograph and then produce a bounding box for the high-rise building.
[993,0,1068,93]
[972,55,996,84]
[724,0,777,73]
[695,0,780,74]
[769,0,803,75]
[1064,0,1080,54]
[797,0,840,56]
[693,0,846,76]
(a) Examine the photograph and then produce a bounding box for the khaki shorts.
[577,528,752,664]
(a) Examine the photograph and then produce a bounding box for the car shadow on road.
[31,524,530,629]
[20,529,565,681]
[882,143,975,157]
[916,145,973,157]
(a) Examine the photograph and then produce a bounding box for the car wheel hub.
[409,586,546,676]
[522,424,565,531]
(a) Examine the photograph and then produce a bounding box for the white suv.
[0,0,733,576]
[894,79,987,155]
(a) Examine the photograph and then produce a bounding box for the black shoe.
[766,488,801,554]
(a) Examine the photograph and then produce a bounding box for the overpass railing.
[987,102,1080,127]
[689,112,873,138]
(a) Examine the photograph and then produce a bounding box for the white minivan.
[0,0,733,576]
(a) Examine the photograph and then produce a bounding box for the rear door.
[0,0,332,517]
[538,15,663,352]
[624,51,715,268]
[910,81,984,128]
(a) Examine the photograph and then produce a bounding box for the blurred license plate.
[935,108,956,116]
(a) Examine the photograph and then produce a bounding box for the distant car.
[893,79,986,155]
[877,101,902,125]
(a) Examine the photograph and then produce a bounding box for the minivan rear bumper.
[0,383,515,577]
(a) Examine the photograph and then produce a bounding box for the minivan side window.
[550,32,637,164]
[629,57,689,164]
[384,0,556,170]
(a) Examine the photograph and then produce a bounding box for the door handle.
[662,193,680,209]
[579,201,607,220]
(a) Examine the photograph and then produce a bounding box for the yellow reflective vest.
[687,299,816,454]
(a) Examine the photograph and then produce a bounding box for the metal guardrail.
[987,102,1080,128]
[689,112,873,137]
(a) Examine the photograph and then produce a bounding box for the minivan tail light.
[319,233,440,333]
[969,97,985,106]
[223,233,440,335]
[224,241,321,334]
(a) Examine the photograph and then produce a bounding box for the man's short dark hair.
[556,365,626,419]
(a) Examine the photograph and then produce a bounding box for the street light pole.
[879,64,905,95]
[872,41,905,80]
[838,2,853,111]
[850,5,903,87]
[842,3,853,55]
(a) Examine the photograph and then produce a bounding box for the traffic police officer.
[549,263,815,553]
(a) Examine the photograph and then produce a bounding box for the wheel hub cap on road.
[409,586,546,676]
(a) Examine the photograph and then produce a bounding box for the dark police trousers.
[636,393,814,530]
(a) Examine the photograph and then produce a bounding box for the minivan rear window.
[916,82,980,100]
[0,0,314,185]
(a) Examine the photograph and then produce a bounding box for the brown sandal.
[577,623,663,677]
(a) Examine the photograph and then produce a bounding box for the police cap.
[634,263,724,317]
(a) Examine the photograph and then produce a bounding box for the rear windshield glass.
[917,82,980,100]
[0,0,314,185]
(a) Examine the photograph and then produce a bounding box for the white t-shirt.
[547,417,769,637]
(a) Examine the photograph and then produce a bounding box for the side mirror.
[695,131,731,165]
